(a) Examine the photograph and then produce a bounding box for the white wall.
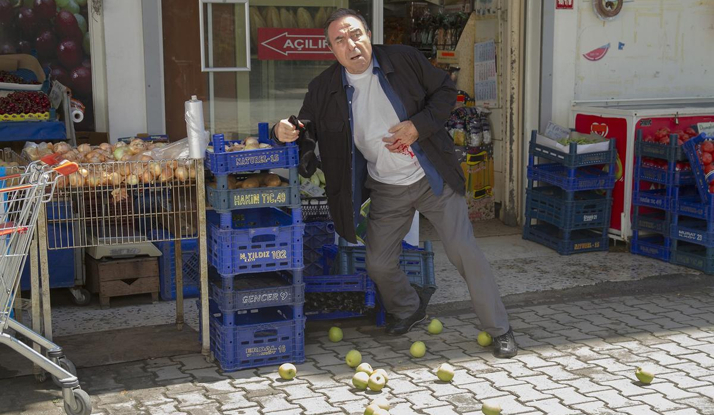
[104,0,148,141]
[546,0,714,127]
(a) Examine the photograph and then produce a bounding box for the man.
[273,9,517,358]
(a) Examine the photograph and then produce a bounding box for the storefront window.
[0,0,94,130]
[203,1,373,139]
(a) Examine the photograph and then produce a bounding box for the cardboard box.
[0,54,46,90]
[75,131,110,146]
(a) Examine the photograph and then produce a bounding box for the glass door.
[202,0,377,139]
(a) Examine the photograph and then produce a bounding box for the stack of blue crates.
[202,125,306,372]
[671,133,714,273]
[631,131,696,262]
[523,130,616,254]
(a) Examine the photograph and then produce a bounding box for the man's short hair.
[323,8,370,46]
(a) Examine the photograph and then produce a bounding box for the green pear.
[328,326,343,342]
[410,341,426,358]
[370,397,390,410]
[352,371,369,390]
[635,367,655,384]
[436,363,455,382]
[427,318,443,334]
[346,350,362,368]
[482,401,502,415]
[356,363,373,375]
[367,372,386,392]
[278,363,296,380]
[477,331,493,347]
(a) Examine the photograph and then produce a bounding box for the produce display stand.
[32,155,213,364]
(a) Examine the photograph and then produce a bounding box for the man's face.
[327,15,372,74]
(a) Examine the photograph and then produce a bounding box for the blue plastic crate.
[632,208,670,235]
[304,221,335,277]
[630,231,671,262]
[670,217,714,248]
[321,241,436,292]
[525,186,611,230]
[636,165,694,187]
[305,309,386,326]
[671,240,714,274]
[528,130,617,168]
[632,188,673,211]
[209,268,304,313]
[302,197,331,223]
[205,134,299,174]
[153,235,200,301]
[522,222,609,255]
[682,133,714,202]
[527,163,616,192]
[636,130,687,162]
[304,272,372,293]
[207,208,304,275]
[207,169,300,212]
[201,301,306,372]
[674,193,714,221]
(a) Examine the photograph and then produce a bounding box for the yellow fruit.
[410,341,426,358]
[249,7,266,48]
[280,8,296,28]
[477,331,492,347]
[296,7,314,28]
[314,7,327,29]
[265,7,280,28]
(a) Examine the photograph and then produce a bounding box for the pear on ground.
[364,404,380,415]
[481,401,502,415]
[477,331,492,347]
[371,397,390,410]
[356,362,373,375]
[346,350,362,368]
[352,371,369,390]
[368,372,386,392]
[635,366,655,384]
[427,318,443,334]
[373,368,389,384]
[328,326,343,342]
[436,363,455,382]
[410,341,426,358]
[278,363,297,380]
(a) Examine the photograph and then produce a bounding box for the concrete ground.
[1,218,714,414]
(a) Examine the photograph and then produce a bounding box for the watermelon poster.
[583,43,610,61]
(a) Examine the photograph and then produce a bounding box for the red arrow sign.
[258,28,335,61]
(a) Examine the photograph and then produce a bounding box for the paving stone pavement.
[2,288,714,415]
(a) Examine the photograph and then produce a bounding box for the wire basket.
[45,158,201,248]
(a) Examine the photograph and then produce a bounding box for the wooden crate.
[85,255,159,308]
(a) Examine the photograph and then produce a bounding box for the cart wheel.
[52,358,77,388]
[63,388,91,415]
[69,288,92,306]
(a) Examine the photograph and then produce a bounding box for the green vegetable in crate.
[315,168,326,185]
[310,174,321,187]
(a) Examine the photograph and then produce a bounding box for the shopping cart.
[0,154,92,415]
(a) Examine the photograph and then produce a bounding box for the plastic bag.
[143,137,191,160]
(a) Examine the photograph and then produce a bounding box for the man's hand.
[383,120,419,153]
[276,118,304,143]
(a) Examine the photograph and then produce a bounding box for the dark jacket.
[286,44,464,243]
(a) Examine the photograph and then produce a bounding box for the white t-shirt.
[345,61,425,186]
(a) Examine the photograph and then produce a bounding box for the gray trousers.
[364,175,510,337]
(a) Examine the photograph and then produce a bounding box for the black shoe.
[492,327,518,359]
[385,299,427,336]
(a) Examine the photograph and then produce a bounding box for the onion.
[56,176,67,188]
[117,163,132,176]
[86,156,101,164]
[99,143,112,152]
[77,144,92,154]
[68,173,84,187]
[174,166,188,182]
[115,141,126,148]
[159,166,174,182]
[54,142,72,154]
[188,165,197,179]
[148,162,162,177]
[125,174,140,185]
[244,143,260,151]
[45,142,55,152]
[113,146,130,161]
[245,137,259,146]
[107,172,122,186]
[141,170,154,184]
[140,155,154,162]
[86,174,102,187]
[259,143,272,149]
[130,138,146,149]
